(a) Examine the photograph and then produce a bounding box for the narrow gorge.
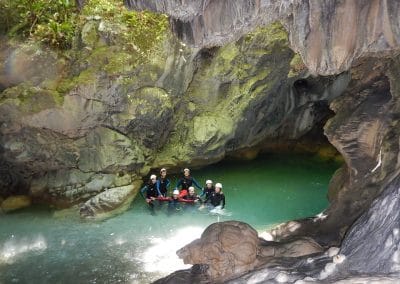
[1,0,399,283]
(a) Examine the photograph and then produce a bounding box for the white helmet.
[183,168,190,172]
[173,189,180,195]
[215,183,222,189]
[150,174,157,180]
[206,180,213,184]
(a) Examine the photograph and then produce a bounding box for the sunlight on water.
[0,235,47,265]
[0,154,340,283]
[141,226,204,273]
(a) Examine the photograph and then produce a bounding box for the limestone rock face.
[177,221,259,281]
[1,18,341,208]
[338,174,400,275]
[126,0,400,75]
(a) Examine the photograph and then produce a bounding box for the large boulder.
[177,221,260,281]
[79,179,142,220]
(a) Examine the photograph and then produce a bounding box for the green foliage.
[0,0,168,54]
[82,0,169,54]
[0,0,78,49]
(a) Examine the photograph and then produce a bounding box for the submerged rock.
[1,195,31,212]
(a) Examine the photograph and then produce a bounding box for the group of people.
[140,167,226,213]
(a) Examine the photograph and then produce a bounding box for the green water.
[0,154,339,284]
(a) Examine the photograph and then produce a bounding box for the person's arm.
[166,178,170,189]
[175,178,182,189]
[200,187,205,198]
[156,180,162,196]
[221,194,225,209]
[178,197,195,204]
[192,178,202,190]
[140,185,147,199]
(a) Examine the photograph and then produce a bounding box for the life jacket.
[178,189,188,198]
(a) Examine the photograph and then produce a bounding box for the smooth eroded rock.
[79,180,141,220]
[177,221,259,281]
[1,195,31,212]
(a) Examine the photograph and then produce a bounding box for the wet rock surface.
[79,179,142,220]
[126,0,400,75]
[0,20,338,209]
[156,221,325,283]
[0,195,31,212]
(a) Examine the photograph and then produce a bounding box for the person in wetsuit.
[204,182,225,209]
[181,186,201,203]
[157,168,170,197]
[140,174,159,210]
[168,189,182,212]
[175,168,202,198]
[200,180,215,200]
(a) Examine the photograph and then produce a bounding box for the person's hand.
[150,197,156,200]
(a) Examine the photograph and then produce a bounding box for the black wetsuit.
[205,192,225,209]
[201,186,215,200]
[144,182,158,199]
[168,196,181,211]
[157,177,170,197]
[176,176,202,190]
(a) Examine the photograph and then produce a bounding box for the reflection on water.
[0,154,340,283]
[0,235,47,264]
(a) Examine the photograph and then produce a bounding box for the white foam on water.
[209,206,232,216]
[140,226,204,273]
[0,235,47,264]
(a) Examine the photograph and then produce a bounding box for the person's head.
[150,174,157,184]
[215,183,222,193]
[188,186,195,195]
[206,180,213,188]
[183,168,190,177]
[173,189,180,198]
[160,168,167,178]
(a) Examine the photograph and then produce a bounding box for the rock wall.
[126,0,400,75]
[0,19,339,216]
[121,1,400,282]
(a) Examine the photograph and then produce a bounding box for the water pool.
[0,154,340,283]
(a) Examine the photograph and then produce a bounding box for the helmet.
[160,168,166,173]
[215,183,222,189]
[183,168,190,172]
[206,180,213,184]
[173,189,179,195]
[188,186,195,193]
[150,174,157,180]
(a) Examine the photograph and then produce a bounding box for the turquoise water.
[0,154,339,283]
